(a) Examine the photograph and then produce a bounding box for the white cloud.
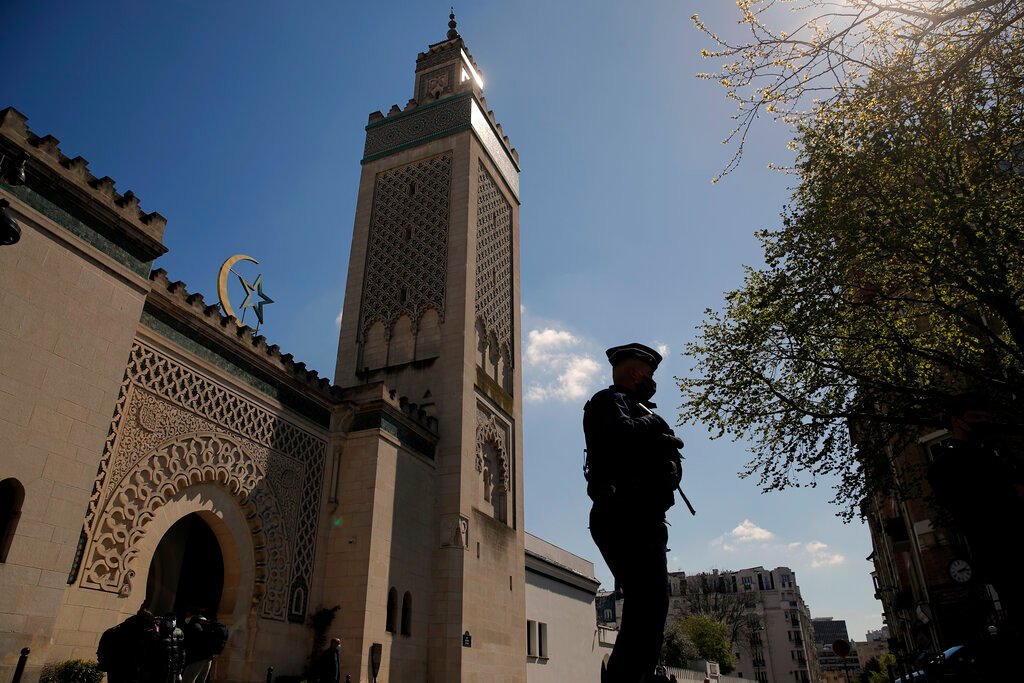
[526,329,578,364]
[335,308,344,327]
[525,328,601,402]
[710,524,845,570]
[731,519,776,542]
[711,519,775,552]
[655,342,670,357]
[805,540,845,568]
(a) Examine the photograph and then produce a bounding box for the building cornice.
[0,107,167,262]
[526,549,601,594]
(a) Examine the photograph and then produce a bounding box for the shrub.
[39,660,104,683]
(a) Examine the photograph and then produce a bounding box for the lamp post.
[0,151,28,246]
[0,198,20,246]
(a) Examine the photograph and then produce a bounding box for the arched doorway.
[145,513,225,617]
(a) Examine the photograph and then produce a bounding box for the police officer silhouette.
[584,343,684,683]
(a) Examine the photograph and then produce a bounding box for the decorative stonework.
[416,40,464,71]
[147,269,339,405]
[439,514,470,550]
[364,97,472,160]
[475,409,510,486]
[358,152,452,336]
[75,341,326,621]
[475,161,514,370]
[418,65,456,102]
[1,183,153,276]
[362,95,520,200]
[476,406,511,523]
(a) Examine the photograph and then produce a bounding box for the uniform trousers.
[590,501,669,683]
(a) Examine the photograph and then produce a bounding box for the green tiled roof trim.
[141,306,331,428]
[350,409,436,459]
[2,181,153,277]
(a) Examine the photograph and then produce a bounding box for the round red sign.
[831,638,851,657]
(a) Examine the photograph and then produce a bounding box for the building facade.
[523,533,608,683]
[667,567,819,683]
[810,618,860,683]
[860,429,1004,676]
[1,16,526,683]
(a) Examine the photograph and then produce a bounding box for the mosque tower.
[331,12,525,681]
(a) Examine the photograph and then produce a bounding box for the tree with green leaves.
[684,573,755,651]
[661,619,700,668]
[677,614,736,673]
[679,27,1024,517]
[693,0,1024,179]
[868,652,899,683]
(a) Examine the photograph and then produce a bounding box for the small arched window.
[401,592,412,636]
[386,587,397,633]
[1,478,25,562]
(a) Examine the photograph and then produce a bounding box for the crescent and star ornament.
[217,254,274,326]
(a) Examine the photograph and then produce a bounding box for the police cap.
[605,343,662,371]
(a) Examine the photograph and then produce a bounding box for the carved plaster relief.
[475,405,511,524]
[439,513,469,550]
[75,341,326,621]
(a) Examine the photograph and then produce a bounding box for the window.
[526,620,536,656]
[401,592,412,636]
[742,576,753,591]
[919,430,951,462]
[780,573,792,588]
[386,588,397,633]
[537,622,548,659]
[0,478,24,562]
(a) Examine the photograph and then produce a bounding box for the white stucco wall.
[524,533,610,683]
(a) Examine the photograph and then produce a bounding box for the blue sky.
[1,1,881,640]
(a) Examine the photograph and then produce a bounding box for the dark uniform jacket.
[583,384,676,516]
[316,647,340,683]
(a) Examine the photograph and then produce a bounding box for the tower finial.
[447,7,459,40]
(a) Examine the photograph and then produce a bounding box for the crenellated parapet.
[363,90,521,200]
[0,107,167,262]
[147,268,340,404]
[341,382,440,460]
[365,91,519,167]
[146,268,440,445]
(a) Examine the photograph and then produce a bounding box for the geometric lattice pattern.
[75,341,326,622]
[359,152,453,336]
[475,161,514,365]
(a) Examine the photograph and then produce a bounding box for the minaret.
[333,12,525,681]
